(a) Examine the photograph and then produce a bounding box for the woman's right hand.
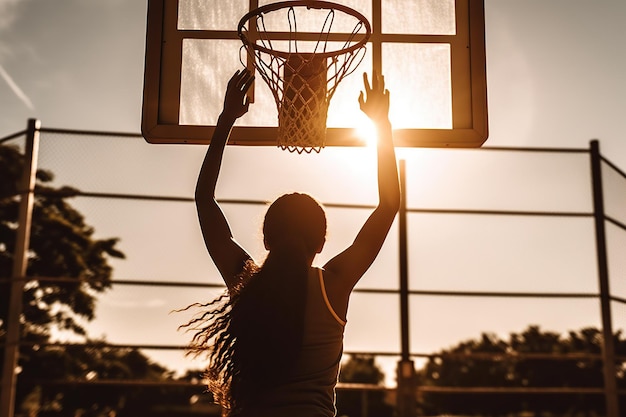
[358,71,390,124]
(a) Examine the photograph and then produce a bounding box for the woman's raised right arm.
[323,71,401,294]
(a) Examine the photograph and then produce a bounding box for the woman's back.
[240,268,344,417]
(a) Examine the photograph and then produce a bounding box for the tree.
[417,331,514,416]
[18,341,174,416]
[336,354,394,417]
[418,325,626,416]
[0,143,129,412]
[0,143,125,338]
[1,143,232,416]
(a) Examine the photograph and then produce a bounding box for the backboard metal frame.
[142,0,488,148]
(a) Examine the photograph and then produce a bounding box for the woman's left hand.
[222,69,255,120]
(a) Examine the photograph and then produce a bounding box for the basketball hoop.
[238,1,371,153]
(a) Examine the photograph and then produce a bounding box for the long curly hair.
[181,193,327,416]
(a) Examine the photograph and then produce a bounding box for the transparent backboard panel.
[259,0,374,24]
[178,8,452,129]
[178,42,452,129]
[179,40,373,128]
[252,1,370,33]
[383,43,452,129]
[383,0,456,35]
[178,39,278,127]
[142,0,487,147]
[177,0,249,30]
[177,0,456,37]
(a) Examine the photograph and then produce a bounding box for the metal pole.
[396,159,416,417]
[589,139,619,417]
[1,119,40,417]
[399,160,410,361]
[360,389,369,417]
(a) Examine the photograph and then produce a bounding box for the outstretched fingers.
[230,69,253,92]
[358,70,390,122]
[372,70,379,91]
[362,71,371,94]
[223,69,255,119]
[241,71,255,93]
[238,69,253,89]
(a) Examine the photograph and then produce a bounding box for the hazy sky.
[1,0,625,384]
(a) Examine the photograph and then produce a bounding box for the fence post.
[1,119,40,417]
[589,139,620,417]
[396,159,416,417]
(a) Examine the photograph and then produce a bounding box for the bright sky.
[1,0,625,386]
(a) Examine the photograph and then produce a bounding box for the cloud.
[0,0,23,31]
[0,0,27,61]
[0,63,34,110]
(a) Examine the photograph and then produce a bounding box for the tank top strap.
[317,268,346,326]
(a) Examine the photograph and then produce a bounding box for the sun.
[354,114,378,147]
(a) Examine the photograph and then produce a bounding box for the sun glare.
[355,116,378,147]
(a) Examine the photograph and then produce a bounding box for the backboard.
[141,0,488,148]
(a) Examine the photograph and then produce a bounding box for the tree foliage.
[417,325,626,416]
[0,143,177,415]
[18,342,175,416]
[336,354,394,417]
[0,143,125,342]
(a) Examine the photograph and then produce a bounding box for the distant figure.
[185,68,400,417]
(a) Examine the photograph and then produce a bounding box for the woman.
[187,68,400,417]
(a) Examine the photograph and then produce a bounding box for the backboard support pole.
[396,159,417,417]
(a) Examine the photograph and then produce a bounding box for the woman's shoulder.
[313,267,350,323]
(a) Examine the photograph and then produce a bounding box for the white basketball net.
[239,2,369,153]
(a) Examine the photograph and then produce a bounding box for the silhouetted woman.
[186,68,400,417]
